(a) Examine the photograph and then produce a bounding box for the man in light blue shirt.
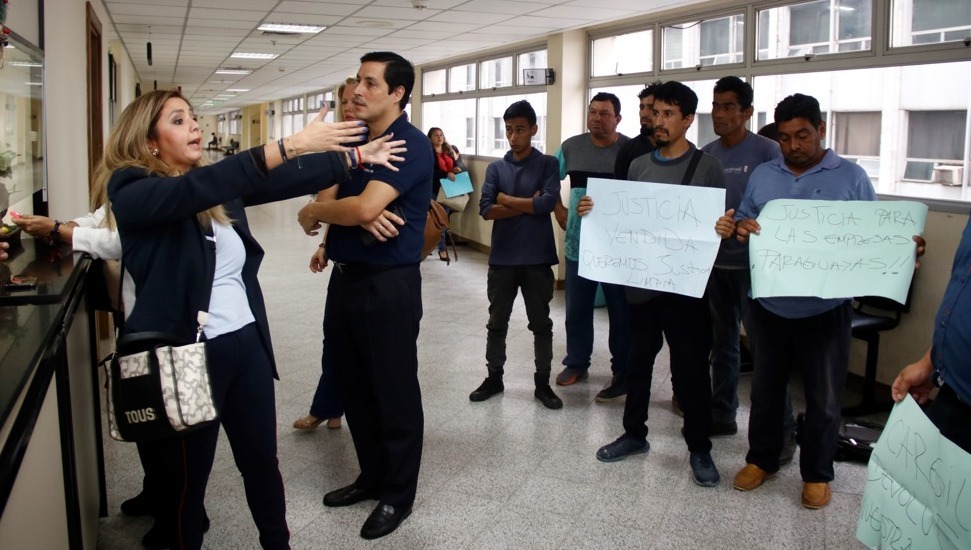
[731,94,875,510]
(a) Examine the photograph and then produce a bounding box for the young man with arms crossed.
[469,100,563,410]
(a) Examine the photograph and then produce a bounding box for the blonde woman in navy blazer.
[102,90,404,550]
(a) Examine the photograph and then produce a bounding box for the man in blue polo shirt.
[469,99,562,409]
[731,93,876,510]
[892,214,971,455]
[297,51,432,540]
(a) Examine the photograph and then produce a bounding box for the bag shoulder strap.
[680,148,704,185]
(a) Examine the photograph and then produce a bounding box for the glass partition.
[0,33,45,224]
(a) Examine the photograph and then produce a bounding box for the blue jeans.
[308,337,343,419]
[437,205,451,252]
[709,268,796,431]
[746,301,852,482]
[562,259,628,376]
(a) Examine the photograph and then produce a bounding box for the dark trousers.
[153,323,289,550]
[309,339,343,419]
[324,264,424,509]
[563,259,629,376]
[746,301,852,482]
[623,293,713,453]
[927,384,971,454]
[485,265,554,377]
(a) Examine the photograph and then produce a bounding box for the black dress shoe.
[121,492,154,517]
[360,503,412,540]
[323,484,378,507]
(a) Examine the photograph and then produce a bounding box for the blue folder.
[439,171,473,198]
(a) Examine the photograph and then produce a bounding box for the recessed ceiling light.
[215,69,252,75]
[231,52,278,60]
[355,20,394,28]
[258,23,327,34]
[226,88,250,92]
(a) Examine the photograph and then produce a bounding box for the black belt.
[332,262,412,276]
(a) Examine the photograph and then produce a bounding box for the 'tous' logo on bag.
[124,408,156,424]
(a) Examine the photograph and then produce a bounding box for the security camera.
[804,52,815,61]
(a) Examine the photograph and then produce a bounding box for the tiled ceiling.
[102,0,705,112]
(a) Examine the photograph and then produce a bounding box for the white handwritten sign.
[577,178,726,299]
[750,200,927,304]
[857,395,971,549]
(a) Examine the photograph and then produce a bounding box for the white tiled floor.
[97,194,869,549]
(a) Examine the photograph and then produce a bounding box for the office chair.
[841,280,914,417]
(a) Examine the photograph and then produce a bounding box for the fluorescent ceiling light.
[231,52,278,60]
[258,23,327,34]
[26,82,43,86]
[215,69,252,75]
[226,88,250,92]
[10,61,41,67]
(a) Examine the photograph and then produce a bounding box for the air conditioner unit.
[932,165,963,186]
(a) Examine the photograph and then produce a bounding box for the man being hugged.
[469,100,562,409]
[298,51,432,540]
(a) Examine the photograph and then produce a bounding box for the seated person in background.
[207,132,218,150]
[427,126,464,261]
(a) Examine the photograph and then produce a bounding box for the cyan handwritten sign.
[750,200,927,304]
[857,395,971,549]
[577,178,726,299]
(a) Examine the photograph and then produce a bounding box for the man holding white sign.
[732,93,876,509]
[591,81,734,489]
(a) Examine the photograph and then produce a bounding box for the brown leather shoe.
[802,482,831,509]
[293,415,324,431]
[733,463,774,491]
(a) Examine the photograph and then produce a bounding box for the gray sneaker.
[555,366,589,386]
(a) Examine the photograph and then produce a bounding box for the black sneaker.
[689,451,721,487]
[596,435,649,462]
[710,419,738,437]
[469,376,503,402]
[595,375,627,403]
[534,385,563,409]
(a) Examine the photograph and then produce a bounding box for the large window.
[588,1,970,202]
[663,13,744,69]
[423,48,548,156]
[832,111,882,179]
[905,111,967,183]
[757,0,872,60]
[891,0,971,47]
[591,29,653,76]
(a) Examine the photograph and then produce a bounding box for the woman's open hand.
[292,106,369,154]
[358,134,407,171]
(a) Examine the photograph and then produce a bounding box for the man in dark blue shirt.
[297,51,432,540]
[893,213,971,454]
[469,100,562,409]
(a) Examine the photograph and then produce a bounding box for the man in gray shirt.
[591,81,731,488]
[553,92,632,403]
[700,77,796,457]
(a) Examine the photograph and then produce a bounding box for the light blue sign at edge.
[750,200,927,304]
[856,394,971,549]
